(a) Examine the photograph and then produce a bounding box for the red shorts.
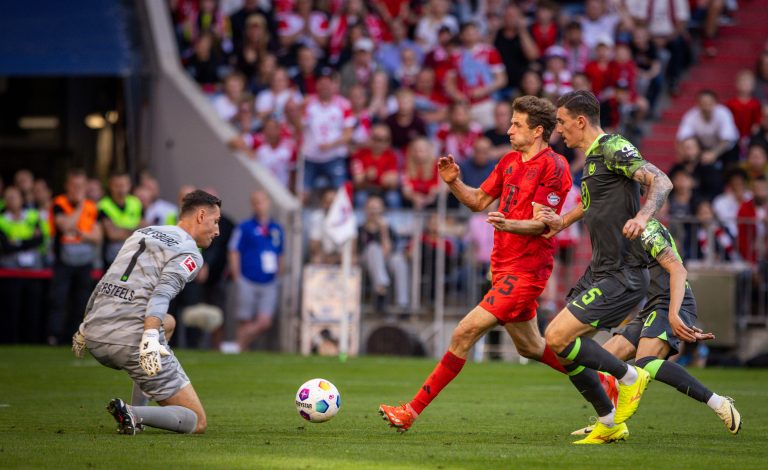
[479,273,547,325]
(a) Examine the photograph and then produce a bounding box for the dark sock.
[560,337,629,379]
[564,363,614,417]
[636,356,713,403]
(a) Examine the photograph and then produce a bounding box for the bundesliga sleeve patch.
[180,255,197,274]
[547,192,561,207]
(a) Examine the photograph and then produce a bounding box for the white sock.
[597,408,616,428]
[618,365,638,386]
[707,393,725,411]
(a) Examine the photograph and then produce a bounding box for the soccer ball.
[295,378,341,423]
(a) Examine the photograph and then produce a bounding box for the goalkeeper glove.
[72,323,87,359]
[139,329,170,377]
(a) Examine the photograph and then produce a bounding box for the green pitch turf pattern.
[0,347,766,469]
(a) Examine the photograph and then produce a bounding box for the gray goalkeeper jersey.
[83,225,203,346]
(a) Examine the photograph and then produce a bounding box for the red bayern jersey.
[479,147,572,280]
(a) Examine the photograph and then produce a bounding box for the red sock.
[409,351,466,415]
[539,345,567,374]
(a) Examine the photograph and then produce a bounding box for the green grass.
[0,347,766,469]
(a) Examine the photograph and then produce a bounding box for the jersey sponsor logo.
[546,192,561,207]
[620,144,639,160]
[181,255,197,274]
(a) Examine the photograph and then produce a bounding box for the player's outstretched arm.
[624,162,673,240]
[438,154,495,212]
[655,247,714,343]
[486,211,546,235]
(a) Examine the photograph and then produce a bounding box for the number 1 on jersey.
[120,238,146,282]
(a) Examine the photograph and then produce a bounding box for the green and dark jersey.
[581,134,648,274]
[640,219,694,309]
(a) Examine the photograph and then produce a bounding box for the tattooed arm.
[623,162,673,240]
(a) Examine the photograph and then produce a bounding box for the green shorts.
[566,267,649,330]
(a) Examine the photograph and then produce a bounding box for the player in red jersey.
[379,96,583,432]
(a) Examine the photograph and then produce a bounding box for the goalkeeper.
[71,190,221,435]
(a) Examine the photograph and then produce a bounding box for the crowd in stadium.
[171,0,768,299]
[3,0,768,352]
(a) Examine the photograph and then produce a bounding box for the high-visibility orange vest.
[50,195,98,244]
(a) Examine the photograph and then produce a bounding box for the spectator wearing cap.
[340,37,380,94]
[290,67,355,196]
[414,0,459,51]
[542,45,574,100]
[676,89,740,167]
[445,21,507,131]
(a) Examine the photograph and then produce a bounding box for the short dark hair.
[180,190,221,217]
[556,90,600,126]
[66,168,87,180]
[512,95,557,141]
[698,89,718,100]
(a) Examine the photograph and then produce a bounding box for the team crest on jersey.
[525,168,538,180]
[547,192,561,206]
[588,162,596,175]
[180,255,197,274]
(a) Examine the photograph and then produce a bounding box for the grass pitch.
[0,346,766,469]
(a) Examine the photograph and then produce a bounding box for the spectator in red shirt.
[435,102,484,164]
[726,69,763,145]
[402,137,440,210]
[530,1,559,53]
[424,25,459,99]
[584,35,617,99]
[445,21,507,130]
[350,124,401,208]
[737,176,768,263]
[412,68,449,134]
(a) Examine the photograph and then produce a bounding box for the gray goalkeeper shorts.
[86,337,190,402]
